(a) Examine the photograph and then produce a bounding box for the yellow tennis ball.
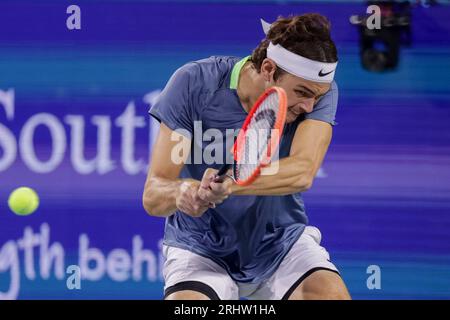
[8,187,40,216]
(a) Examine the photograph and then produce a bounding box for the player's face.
[274,73,331,124]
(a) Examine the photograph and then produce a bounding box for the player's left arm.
[229,118,331,195]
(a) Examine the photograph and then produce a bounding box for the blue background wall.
[0,0,449,299]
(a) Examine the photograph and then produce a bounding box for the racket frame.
[217,86,287,186]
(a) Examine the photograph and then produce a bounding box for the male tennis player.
[143,14,351,300]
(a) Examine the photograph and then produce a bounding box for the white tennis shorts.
[162,226,339,300]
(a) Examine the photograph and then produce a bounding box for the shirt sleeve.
[304,81,339,126]
[149,62,199,136]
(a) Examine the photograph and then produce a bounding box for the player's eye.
[294,90,308,97]
[315,95,325,103]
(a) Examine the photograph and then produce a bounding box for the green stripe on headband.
[230,55,251,89]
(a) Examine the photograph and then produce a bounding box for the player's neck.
[236,62,265,113]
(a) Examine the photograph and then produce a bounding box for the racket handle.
[216,164,232,178]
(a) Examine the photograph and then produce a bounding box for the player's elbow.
[143,193,166,217]
[142,183,162,217]
[293,174,314,192]
[142,189,156,216]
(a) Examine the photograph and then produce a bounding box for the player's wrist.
[230,181,243,195]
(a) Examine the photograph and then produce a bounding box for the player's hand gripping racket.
[215,86,287,186]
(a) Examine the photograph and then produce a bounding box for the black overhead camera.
[350,1,412,72]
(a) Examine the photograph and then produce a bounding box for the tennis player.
[143,13,351,300]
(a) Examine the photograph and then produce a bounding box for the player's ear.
[261,58,277,82]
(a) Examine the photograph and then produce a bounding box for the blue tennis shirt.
[150,56,338,283]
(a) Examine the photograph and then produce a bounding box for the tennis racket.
[215,86,287,186]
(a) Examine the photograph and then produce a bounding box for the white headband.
[261,19,337,83]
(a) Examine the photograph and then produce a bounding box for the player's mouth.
[286,107,303,122]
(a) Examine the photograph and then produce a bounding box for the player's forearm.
[143,177,196,217]
[143,177,181,217]
[230,156,314,196]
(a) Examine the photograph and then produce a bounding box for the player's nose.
[298,98,315,114]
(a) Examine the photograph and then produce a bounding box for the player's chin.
[286,111,301,124]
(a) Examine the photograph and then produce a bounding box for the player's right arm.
[143,62,223,217]
[143,123,212,217]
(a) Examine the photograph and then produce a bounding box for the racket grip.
[216,164,232,178]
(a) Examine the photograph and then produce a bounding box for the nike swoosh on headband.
[318,69,335,77]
